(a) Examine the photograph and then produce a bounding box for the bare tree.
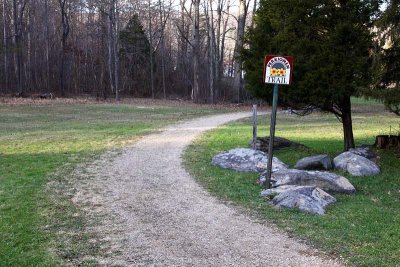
[192,0,199,102]
[13,0,28,95]
[233,0,249,103]
[3,0,8,91]
[58,0,70,97]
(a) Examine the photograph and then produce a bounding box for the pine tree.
[119,14,150,96]
[242,0,379,151]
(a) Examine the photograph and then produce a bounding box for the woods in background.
[0,0,256,102]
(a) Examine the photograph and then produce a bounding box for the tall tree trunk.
[113,0,119,101]
[192,0,200,102]
[341,96,355,151]
[233,0,247,103]
[13,0,26,95]
[45,0,50,91]
[3,0,8,92]
[59,0,69,97]
[205,0,215,103]
[148,0,155,99]
[107,9,114,95]
[159,0,166,99]
[250,0,257,29]
[219,0,230,79]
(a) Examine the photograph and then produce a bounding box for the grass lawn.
[184,99,400,267]
[0,100,225,266]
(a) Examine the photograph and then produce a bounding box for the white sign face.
[264,56,293,85]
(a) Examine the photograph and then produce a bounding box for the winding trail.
[72,112,344,266]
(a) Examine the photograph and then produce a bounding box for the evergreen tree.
[119,14,150,95]
[372,0,400,115]
[242,0,379,151]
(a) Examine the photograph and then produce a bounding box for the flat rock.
[270,169,355,193]
[334,152,380,176]
[250,136,306,152]
[212,148,288,173]
[261,186,336,215]
[348,145,376,160]
[294,154,333,170]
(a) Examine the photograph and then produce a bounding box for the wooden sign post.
[263,55,293,189]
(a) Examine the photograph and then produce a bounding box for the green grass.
[184,101,400,266]
[0,102,224,266]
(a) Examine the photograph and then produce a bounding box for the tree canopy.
[242,0,380,150]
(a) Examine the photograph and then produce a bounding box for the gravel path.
[71,112,344,267]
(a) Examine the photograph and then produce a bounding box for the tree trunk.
[192,0,200,102]
[219,0,231,79]
[107,4,115,95]
[341,96,355,151]
[113,0,119,102]
[59,0,69,97]
[3,0,8,92]
[148,0,155,99]
[13,0,25,95]
[233,0,247,103]
[159,0,166,99]
[45,0,50,91]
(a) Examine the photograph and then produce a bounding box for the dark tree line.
[0,0,257,102]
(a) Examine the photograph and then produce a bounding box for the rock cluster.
[212,145,380,215]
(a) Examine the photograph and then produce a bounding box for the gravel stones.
[294,154,333,170]
[211,148,288,173]
[333,152,380,176]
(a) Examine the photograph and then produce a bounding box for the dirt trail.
[71,112,344,266]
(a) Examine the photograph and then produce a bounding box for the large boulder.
[261,186,336,215]
[333,152,380,176]
[294,154,333,170]
[270,169,356,193]
[212,148,288,173]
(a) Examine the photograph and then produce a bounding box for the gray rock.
[294,154,333,170]
[212,148,288,173]
[260,185,299,198]
[263,186,336,215]
[271,169,356,193]
[250,136,306,153]
[348,146,376,160]
[334,152,380,176]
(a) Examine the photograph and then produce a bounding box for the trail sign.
[263,55,293,189]
[264,55,293,85]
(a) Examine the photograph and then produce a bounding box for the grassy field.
[0,100,225,266]
[184,99,400,266]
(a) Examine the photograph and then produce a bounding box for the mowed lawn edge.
[184,100,400,267]
[0,101,228,266]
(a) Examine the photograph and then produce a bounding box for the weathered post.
[252,104,257,149]
[264,84,279,188]
[263,55,293,189]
